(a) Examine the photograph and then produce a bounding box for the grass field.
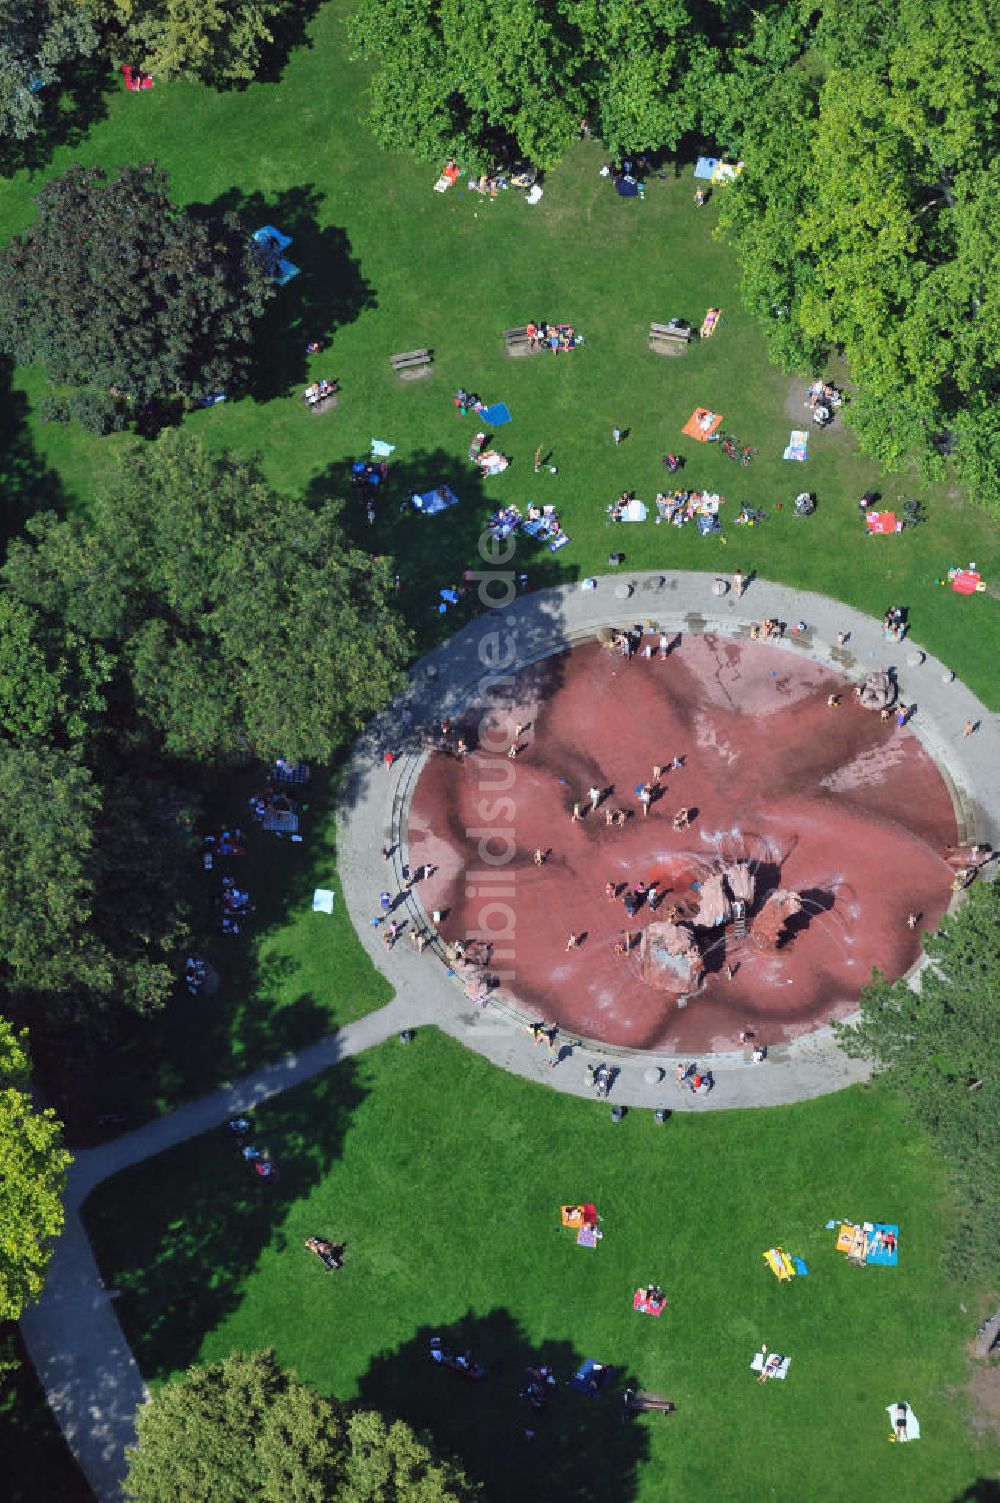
[0,3,997,704]
[5,7,1000,1496]
[84,1029,1000,1503]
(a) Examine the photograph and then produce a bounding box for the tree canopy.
[0,162,272,415]
[125,1350,481,1503]
[3,432,411,763]
[0,0,99,141]
[718,0,1000,509]
[349,0,717,168]
[835,881,1000,1278]
[96,0,291,84]
[0,1018,69,1322]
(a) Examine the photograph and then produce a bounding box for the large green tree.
[97,0,291,84]
[0,0,98,141]
[124,1350,481,1503]
[0,162,272,413]
[350,0,716,167]
[0,595,111,748]
[3,433,411,762]
[0,744,180,1027]
[719,0,1000,509]
[0,1018,69,1322]
[835,881,1000,1278]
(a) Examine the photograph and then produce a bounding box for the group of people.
[654,490,724,529]
[302,378,337,407]
[228,1117,277,1180]
[883,604,908,642]
[185,956,209,996]
[201,827,245,870]
[218,876,255,935]
[524,321,578,353]
[805,379,843,429]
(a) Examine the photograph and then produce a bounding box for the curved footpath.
[20,574,999,1502]
[339,569,1000,1107]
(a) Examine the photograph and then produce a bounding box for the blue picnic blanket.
[549,534,571,552]
[694,157,719,180]
[479,402,511,426]
[866,1223,899,1267]
[413,486,459,515]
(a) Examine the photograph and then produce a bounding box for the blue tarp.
[253,225,292,252]
[568,1359,615,1397]
[694,156,719,180]
[413,486,459,516]
[615,177,639,197]
[866,1222,899,1267]
[479,402,511,426]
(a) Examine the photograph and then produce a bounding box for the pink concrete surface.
[406,636,957,1051]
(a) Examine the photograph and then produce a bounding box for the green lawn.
[84,1029,999,1503]
[0,2,998,703]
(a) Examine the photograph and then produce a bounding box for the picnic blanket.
[371,439,395,457]
[261,807,299,836]
[623,498,648,522]
[866,511,898,534]
[683,408,724,442]
[433,162,460,192]
[549,534,571,552]
[577,1224,602,1248]
[866,1223,899,1267]
[886,1402,921,1442]
[750,1350,791,1380]
[413,486,459,515]
[950,568,985,594]
[694,157,744,184]
[763,1247,796,1281]
[783,429,809,461]
[479,402,511,426]
[312,889,335,913]
[633,1289,667,1316]
[561,1204,598,1228]
[569,1359,614,1395]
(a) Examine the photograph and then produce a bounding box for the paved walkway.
[19,574,998,1501]
[338,570,999,1105]
[19,997,434,1503]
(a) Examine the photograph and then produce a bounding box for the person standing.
[589,785,601,810]
[612,426,623,446]
[639,784,653,818]
[533,445,543,473]
[732,569,745,599]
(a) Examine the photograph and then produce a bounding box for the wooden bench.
[390,348,433,380]
[503,326,543,358]
[649,321,693,357]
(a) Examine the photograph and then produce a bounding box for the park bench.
[648,320,693,356]
[504,326,543,357]
[390,348,433,380]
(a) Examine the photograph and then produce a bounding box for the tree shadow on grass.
[952,1486,1000,1502]
[193,184,376,401]
[0,55,118,181]
[306,444,580,817]
[355,1310,650,1503]
[0,359,73,552]
[55,763,380,1141]
[83,1057,367,1381]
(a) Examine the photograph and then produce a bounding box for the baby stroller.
[794,492,816,516]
